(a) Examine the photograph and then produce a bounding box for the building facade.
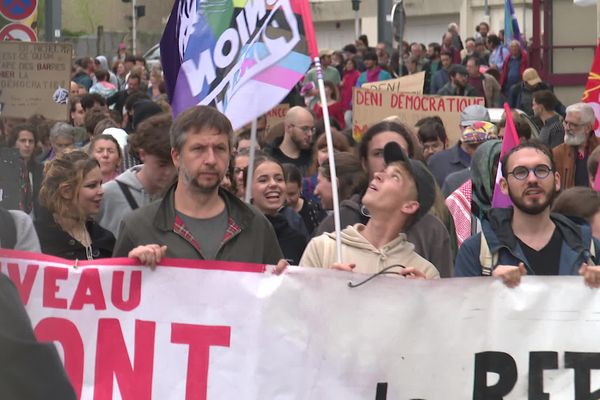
[59,0,598,104]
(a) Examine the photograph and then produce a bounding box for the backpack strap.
[589,238,597,266]
[479,232,497,276]
[0,208,17,249]
[116,180,139,210]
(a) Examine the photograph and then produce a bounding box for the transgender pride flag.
[491,103,520,208]
[161,0,316,129]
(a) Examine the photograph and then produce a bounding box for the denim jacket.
[455,208,598,277]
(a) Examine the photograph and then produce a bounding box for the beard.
[180,163,222,194]
[292,133,311,150]
[564,130,588,146]
[508,182,556,215]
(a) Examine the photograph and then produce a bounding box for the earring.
[360,205,371,218]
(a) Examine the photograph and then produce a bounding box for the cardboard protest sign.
[352,86,485,143]
[0,41,71,120]
[4,250,600,399]
[265,103,289,135]
[361,71,425,94]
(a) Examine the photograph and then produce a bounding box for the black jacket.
[28,158,44,218]
[34,208,115,259]
[0,148,24,211]
[266,213,307,265]
[455,208,600,276]
[0,273,76,399]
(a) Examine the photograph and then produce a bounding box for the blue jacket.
[427,143,471,187]
[430,68,449,94]
[455,208,599,277]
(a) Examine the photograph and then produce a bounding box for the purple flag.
[160,0,314,130]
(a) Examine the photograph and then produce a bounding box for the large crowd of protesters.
[3,19,600,396]
[2,20,600,281]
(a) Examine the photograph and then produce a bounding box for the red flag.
[491,103,520,208]
[582,39,600,103]
[292,0,318,59]
[582,38,600,135]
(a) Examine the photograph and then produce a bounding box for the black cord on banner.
[347,264,406,288]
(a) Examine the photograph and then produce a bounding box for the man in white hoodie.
[97,113,176,237]
[300,142,440,279]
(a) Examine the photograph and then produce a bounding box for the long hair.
[39,150,99,221]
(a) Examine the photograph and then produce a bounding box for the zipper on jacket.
[172,229,207,259]
[491,243,531,273]
[214,226,243,258]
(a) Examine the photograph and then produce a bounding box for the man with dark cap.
[436,64,478,97]
[300,142,440,279]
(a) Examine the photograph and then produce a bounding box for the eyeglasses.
[507,165,553,180]
[563,120,586,129]
[290,124,316,134]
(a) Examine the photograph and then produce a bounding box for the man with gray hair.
[552,102,600,189]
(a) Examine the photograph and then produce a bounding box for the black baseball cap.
[449,64,469,76]
[383,142,436,221]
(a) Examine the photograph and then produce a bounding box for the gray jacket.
[113,185,283,264]
[1,210,41,252]
[97,166,156,237]
[436,81,478,97]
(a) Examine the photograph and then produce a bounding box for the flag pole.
[244,118,258,204]
[314,57,342,263]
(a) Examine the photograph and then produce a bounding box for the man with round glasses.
[455,141,600,288]
[267,106,315,175]
[552,102,600,189]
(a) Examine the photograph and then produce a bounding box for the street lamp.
[122,0,146,55]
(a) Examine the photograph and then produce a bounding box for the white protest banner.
[2,249,600,399]
[352,87,485,144]
[361,71,425,94]
[0,41,71,120]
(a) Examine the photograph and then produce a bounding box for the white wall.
[314,20,356,51]
[404,14,460,45]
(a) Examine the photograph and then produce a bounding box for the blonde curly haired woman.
[34,150,114,259]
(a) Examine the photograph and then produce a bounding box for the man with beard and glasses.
[455,142,600,288]
[112,106,284,267]
[552,102,600,190]
[266,106,315,175]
